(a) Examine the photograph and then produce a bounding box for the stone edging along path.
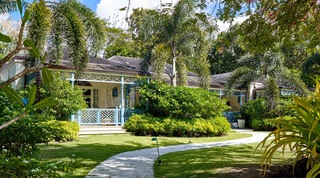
[86,130,269,178]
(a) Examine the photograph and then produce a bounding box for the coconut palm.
[225,51,308,110]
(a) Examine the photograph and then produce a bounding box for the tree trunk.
[171,42,177,86]
[171,56,176,86]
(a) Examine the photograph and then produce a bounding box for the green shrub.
[251,118,276,131]
[137,80,230,119]
[39,74,87,121]
[0,116,51,157]
[125,114,230,137]
[257,79,320,178]
[0,152,73,177]
[240,98,267,127]
[43,121,80,142]
[210,116,231,135]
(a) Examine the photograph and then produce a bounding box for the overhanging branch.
[0,65,44,90]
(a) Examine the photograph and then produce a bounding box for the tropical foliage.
[27,0,106,77]
[207,0,320,52]
[138,80,229,119]
[129,0,215,87]
[301,53,320,87]
[208,25,246,75]
[125,114,230,137]
[104,27,139,58]
[39,74,86,121]
[225,51,308,111]
[256,78,320,178]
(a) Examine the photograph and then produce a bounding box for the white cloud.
[217,15,248,32]
[96,0,178,28]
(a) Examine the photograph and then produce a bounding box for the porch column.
[121,76,125,126]
[219,90,222,100]
[240,92,243,108]
[70,72,75,122]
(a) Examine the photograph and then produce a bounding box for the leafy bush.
[137,80,229,119]
[251,118,276,131]
[39,74,87,121]
[240,98,267,127]
[43,121,80,142]
[0,116,51,157]
[125,114,231,137]
[256,79,320,178]
[0,152,73,177]
[240,98,293,129]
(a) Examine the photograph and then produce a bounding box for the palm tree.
[27,0,106,77]
[225,51,308,110]
[129,0,214,88]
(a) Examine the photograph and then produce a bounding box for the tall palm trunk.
[171,42,177,86]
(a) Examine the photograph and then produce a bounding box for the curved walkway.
[86,130,269,178]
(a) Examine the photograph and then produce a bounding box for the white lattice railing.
[76,109,120,125]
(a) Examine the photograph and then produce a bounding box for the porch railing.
[73,109,237,125]
[73,108,143,126]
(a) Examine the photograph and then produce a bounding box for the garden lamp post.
[152,137,162,165]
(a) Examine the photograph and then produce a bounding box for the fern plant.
[256,78,320,178]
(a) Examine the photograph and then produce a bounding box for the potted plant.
[236,114,245,129]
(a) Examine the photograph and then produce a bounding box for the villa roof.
[7,54,256,90]
[49,55,151,76]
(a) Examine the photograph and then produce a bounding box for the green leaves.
[1,68,55,111]
[256,78,320,178]
[23,39,41,59]
[1,86,25,107]
[42,67,54,84]
[0,33,12,43]
[17,0,23,17]
[27,85,37,107]
[22,9,30,24]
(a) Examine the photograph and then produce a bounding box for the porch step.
[79,126,129,135]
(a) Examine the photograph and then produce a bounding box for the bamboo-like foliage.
[26,0,107,77]
[256,78,320,178]
[27,0,52,55]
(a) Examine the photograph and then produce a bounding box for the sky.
[7,0,247,32]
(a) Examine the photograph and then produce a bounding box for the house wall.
[0,60,25,89]
[78,82,142,109]
[228,95,245,111]
[211,89,246,111]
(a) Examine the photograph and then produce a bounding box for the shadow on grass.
[155,144,296,178]
[39,138,186,178]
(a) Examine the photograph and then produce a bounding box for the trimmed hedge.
[124,114,231,137]
[42,121,80,142]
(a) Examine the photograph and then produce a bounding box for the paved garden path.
[86,130,269,178]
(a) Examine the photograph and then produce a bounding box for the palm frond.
[0,1,20,14]
[278,68,309,96]
[151,43,170,80]
[28,0,52,55]
[58,2,88,77]
[48,8,64,63]
[225,67,257,96]
[176,57,187,86]
[67,0,106,55]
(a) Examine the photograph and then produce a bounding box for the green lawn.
[154,141,293,178]
[39,131,251,177]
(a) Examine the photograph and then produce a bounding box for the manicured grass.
[154,141,292,178]
[39,131,251,177]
